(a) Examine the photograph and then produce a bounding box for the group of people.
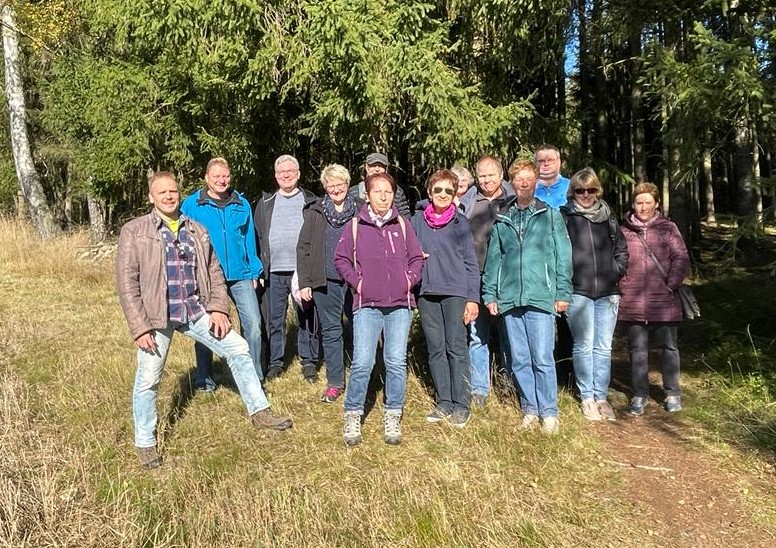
[116,146,691,467]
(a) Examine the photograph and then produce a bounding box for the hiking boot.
[580,399,602,421]
[251,408,293,431]
[520,414,540,430]
[136,446,162,470]
[628,396,648,416]
[471,394,487,409]
[425,406,452,423]
[665,395,683,413]
[449,408,471,428]
[265,365,284,382]
[195,376,216,394]
[540,416,560,435]
[321,386,343,403]
[596,400,617,421]
[383,410,402,445]
[343,411,362,446]
[302,364,319,384]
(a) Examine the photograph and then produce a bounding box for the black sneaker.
[302,364,319,383]
[449,408,471,428]
[425,406,452,423]
[265,365,284,381]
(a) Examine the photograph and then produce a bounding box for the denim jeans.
[267,271,320,368]
[625,323,681,398]
[344,307,411,413]
[418,295,470,411]
[313,280,348,388]
[133,314,270,448]
[503,307,558,418]
[566,294,620,401]
[195,279,263,386]
[468,304,511,397]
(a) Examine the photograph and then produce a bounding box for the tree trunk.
[87,193,107,243]
[1,3,61,239]
[702,148,716,225]
[630,34,646,183]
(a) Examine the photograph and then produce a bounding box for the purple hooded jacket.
[334,204,424,311]
[618,211,690,323]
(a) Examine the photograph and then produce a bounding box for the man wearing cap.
[347,152,411,218]
[533,144,570,209]
[116,171,292,470]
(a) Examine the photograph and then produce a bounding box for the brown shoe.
[251,408,293,431]
[136,446,162,469]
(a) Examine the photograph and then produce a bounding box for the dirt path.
[589,358,776,547]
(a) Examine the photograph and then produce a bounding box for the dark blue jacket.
[410,201,481,303]
[181,189,262,281]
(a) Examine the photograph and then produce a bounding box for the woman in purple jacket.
[411,169,480,427]
[619,182,690,415]
[334,172,424,446]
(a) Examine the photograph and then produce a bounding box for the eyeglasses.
[431,186,455,197]
[326,182,348,191]
[275,169,298,176]
[537,158,559,164]
[574,187,598,196]
[173,240,188,261]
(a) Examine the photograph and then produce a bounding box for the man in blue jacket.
[181,158,264,390]
[533,144,570,209]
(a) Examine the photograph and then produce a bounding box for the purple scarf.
[423,203,456,229]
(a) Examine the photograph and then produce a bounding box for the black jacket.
[253,188,318,279]
[296,197,364,290]
[560,202,629,299]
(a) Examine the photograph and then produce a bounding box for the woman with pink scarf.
[410,169,481,427]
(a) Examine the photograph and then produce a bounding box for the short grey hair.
[451,164,473,187]
[320,164,351,187]
[274,154,299,171]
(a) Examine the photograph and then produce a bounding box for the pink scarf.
[423,203,456,229]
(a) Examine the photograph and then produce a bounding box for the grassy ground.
[0,217,774,547]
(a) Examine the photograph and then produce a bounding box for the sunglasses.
[431,186,455,197]
[574,187,598,196]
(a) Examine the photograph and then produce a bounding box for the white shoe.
[384,410,402,445]
[343,411,362,446]
[521,414,540,430]
[540,416,560,435]
[580,399,602,421]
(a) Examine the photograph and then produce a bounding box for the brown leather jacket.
[115,211,230,340]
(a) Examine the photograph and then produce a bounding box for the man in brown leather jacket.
[116,171,292,469]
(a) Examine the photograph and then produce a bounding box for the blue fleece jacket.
[410,201,480,302]
[534,175,570,209]
[180,189,263,281]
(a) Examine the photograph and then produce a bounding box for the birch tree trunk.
[1,3,61,239]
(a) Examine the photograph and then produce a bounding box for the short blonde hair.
[569,167,603,199]
[507,159,538,180]
[632,182,660,204]
[148,171,176,191]
[320,163,351,188]
[206,157,230,174]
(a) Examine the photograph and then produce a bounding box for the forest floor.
[1,217,775,547]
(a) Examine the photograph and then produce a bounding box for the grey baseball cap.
[365,152,389,166]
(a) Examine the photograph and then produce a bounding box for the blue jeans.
[267,272,320,368]
[468,304,510,397]
[195,279,263,386]
[503,307,558,418]
[344,307,411,413]
[133,314,270,448]
[313,280,348,388]
[565,294,619,401]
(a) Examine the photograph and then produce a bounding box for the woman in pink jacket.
[619,183,690,415]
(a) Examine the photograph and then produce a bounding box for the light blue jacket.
[181,189,263,281]
[534,175,570,209]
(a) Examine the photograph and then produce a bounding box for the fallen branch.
[604,459,674,472]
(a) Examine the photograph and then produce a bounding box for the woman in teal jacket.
[482,159,572,435]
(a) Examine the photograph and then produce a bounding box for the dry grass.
[0,216,767,547]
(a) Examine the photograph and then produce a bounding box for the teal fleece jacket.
[482,198,573,315]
